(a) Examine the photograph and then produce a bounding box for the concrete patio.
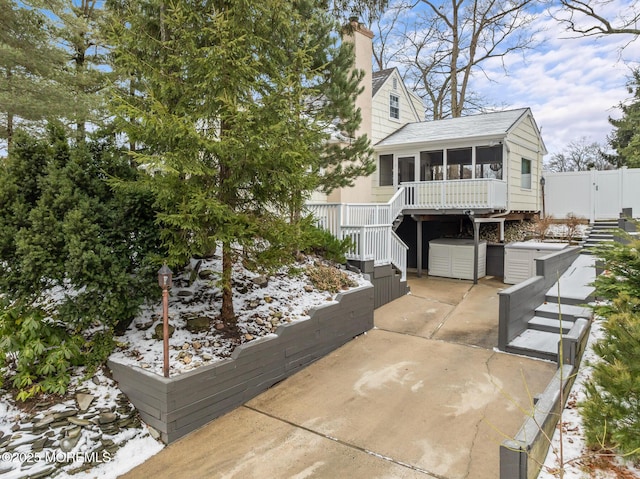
[120,275,556,479]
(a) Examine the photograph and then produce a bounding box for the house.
[308,21,547,305]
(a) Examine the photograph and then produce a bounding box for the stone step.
[506,329,559,362]
[583,240,614,248]
[587,233,614,239]
[544,293,591,306]
[528,316,574,334]
[545,254,596,305]
[535,302,592,322]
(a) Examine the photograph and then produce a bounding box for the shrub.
[580,230,640,459]
[581,294,640,459]
[532,214,554,241]
[306,263,357,293]
[564,213,585,244]
[0,127,163,399]
[299,217,353,264]
[0,299,82,400]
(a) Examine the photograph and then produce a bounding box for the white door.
[593,170,621,220]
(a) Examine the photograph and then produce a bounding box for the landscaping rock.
[135,319,155,331]
[76,393,95,412]
[185,315,211,333]
[252,275,268,288]
[60,434,80,452]
[153,322,175,340]
[98,412,117,425]
[198,269,216,280]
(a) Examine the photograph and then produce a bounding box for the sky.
[478,1,640,158]
[373,0,640,159]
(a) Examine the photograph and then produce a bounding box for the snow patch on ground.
[537,319,640,479]
[110,255,370,377]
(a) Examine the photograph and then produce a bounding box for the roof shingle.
[375,108,531,147]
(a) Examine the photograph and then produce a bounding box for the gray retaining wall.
[500,364,576,479]
[347,260,408,308]
[500,318,591,479]
[108,284,374,444]
[498,246,582,350]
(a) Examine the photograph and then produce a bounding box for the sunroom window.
[476,145,503,179]
[379,154,393,186]
[420,150,443,181]
[447,148,473,179]
[398,156,415,184]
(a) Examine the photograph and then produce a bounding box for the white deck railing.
[403,179,507,210]
[391,231,408,281]
[342,224,389,265]
[306,180,505,280]
[306,188,408,279]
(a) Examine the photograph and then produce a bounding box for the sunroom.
[376,143,507,213]
[370,108,545,216]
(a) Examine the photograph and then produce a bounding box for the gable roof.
[372,68,395,97]
[375,108,545,152]
[371,67,423,122]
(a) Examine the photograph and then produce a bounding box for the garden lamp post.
[540,176,546,219]
[158,264,173,378]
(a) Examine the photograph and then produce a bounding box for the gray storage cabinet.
[503,242,568,284]
[428,238,487,280]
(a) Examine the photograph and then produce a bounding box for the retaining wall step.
[528,316,574,334]
[506,329,559,362]
[535,302,592,321]
[544,293,591,306]
[587,233,614,239]
[584,239,614,245]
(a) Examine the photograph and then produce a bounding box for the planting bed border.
[108,284,374,444]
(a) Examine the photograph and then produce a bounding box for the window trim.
[390,93,400,120]
[378,154,394,186]
[521,158,532,189]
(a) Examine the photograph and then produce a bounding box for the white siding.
[505,116,544,212]
[371,71,422,143]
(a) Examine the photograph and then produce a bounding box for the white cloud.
[472,3,640,156]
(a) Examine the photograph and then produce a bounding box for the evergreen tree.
[0,130,49,257]
[0,0,74,149]
[607,69,640,168]
[580,234,640,459]
[0,126,163,399]
[107,0,373,327]
[24,0,111,141]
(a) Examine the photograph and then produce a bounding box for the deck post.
[472,216,480,284]
[417,217,423,277]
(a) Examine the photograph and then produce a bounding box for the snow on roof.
[375,107,532,147]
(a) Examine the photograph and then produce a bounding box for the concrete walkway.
[121,275,556,479]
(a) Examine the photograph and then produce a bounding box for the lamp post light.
[157,264,173,378]
[540,176,546,218]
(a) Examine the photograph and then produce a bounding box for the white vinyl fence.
[544,168,640,222]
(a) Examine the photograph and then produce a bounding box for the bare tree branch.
[372,0,540,118]
[556,0,640,38]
